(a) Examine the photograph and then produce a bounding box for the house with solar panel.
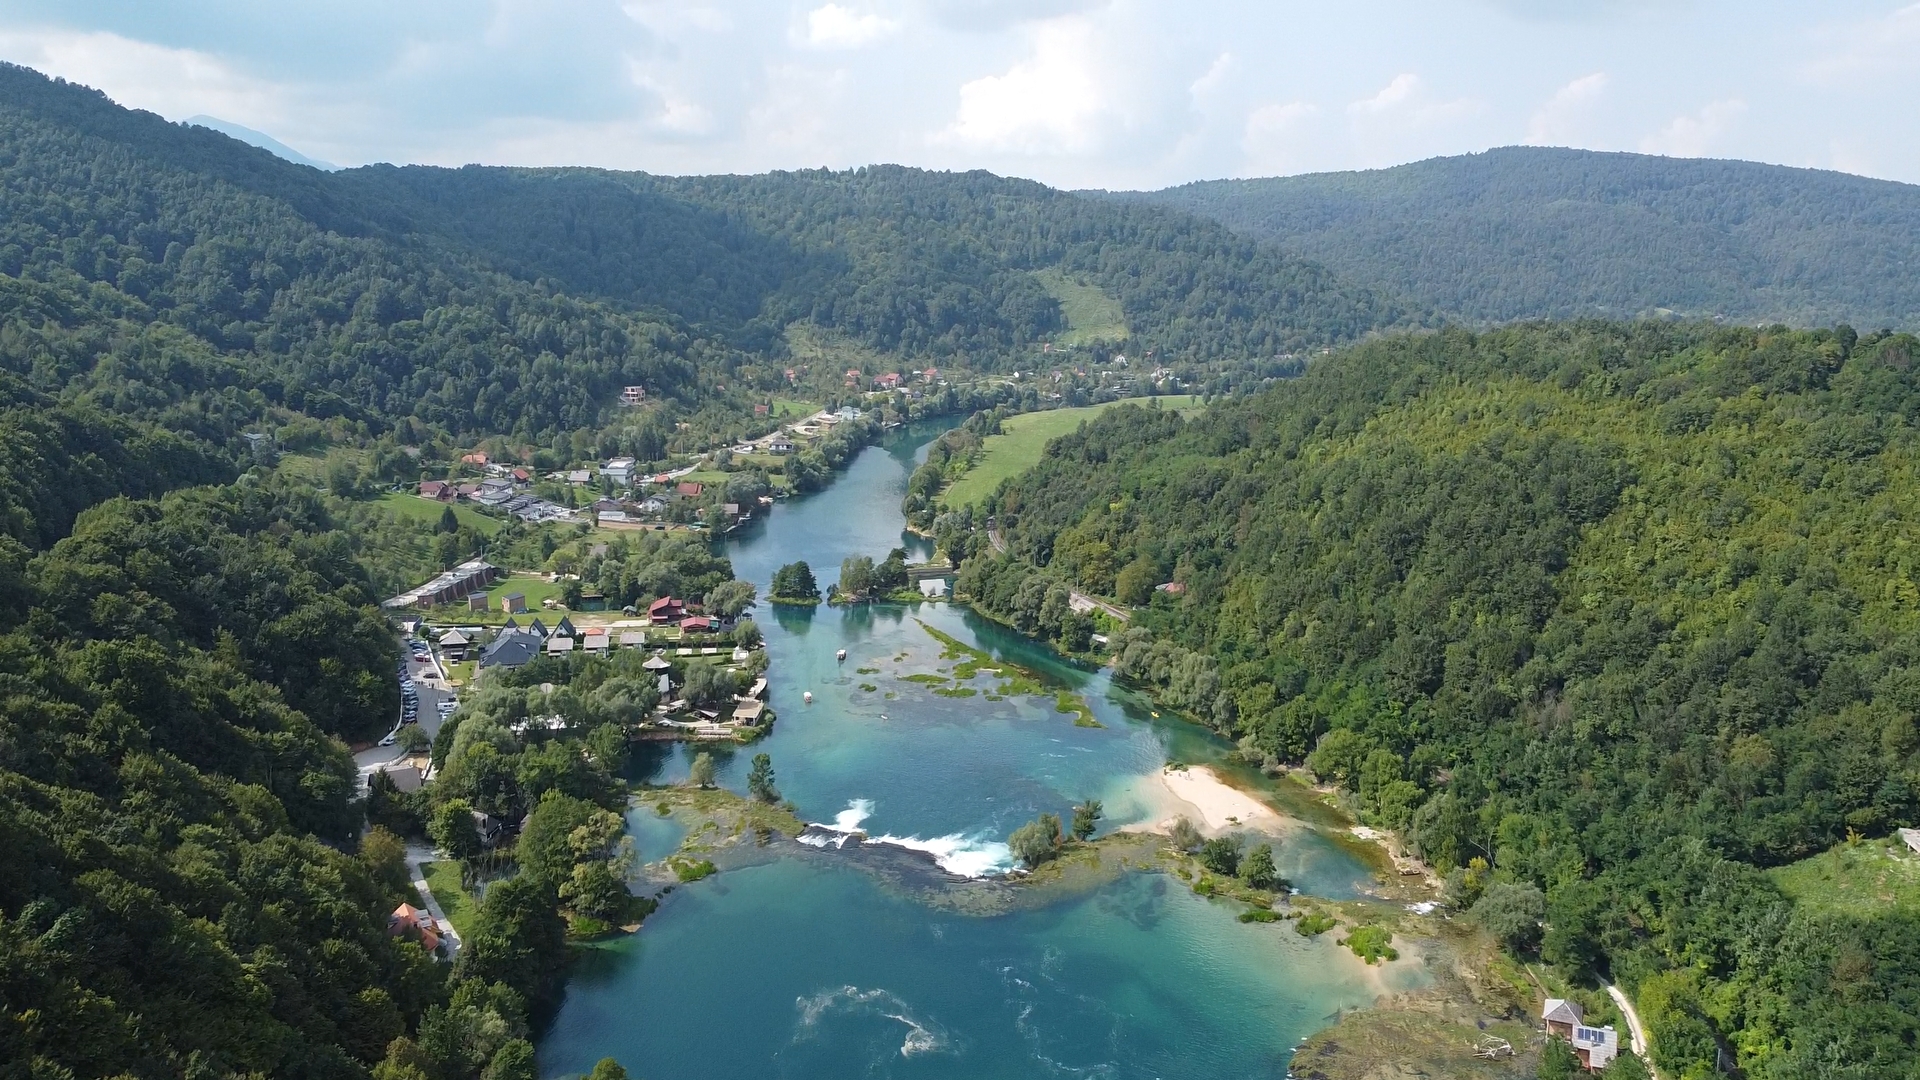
[1542,999,1620,1071]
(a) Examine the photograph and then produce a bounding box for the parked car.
[379,732,397,746]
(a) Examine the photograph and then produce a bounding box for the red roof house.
[680,615,716,633]
[648,596,686,625]
[675,481,703,497]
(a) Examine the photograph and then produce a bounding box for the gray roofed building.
[478,629,540,669]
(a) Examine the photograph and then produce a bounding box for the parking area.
[354,638,460,779]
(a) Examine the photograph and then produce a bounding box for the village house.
[618,385,647,406]
[601,458,636,486]
[478,629,540,669]
[680,615,715,633]
[546,635,575,657]
[648,596,686,625]
[874,372,903,390]
[768,437,795,455]
[418,480,454,501]
[466,593,489,613]
[437,628,471,660]
[1542,1000,1620,1072]
[581,626,610,655]
[388,904,441,954]
[675,481,703,498]
[501,591,527,614]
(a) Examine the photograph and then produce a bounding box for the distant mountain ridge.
[1104,147,1920,329]
[184,114,338,171]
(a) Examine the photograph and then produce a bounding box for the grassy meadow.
[941,396,1201,510]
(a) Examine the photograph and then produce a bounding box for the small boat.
[804,691,814,703]
[836,649,847,662]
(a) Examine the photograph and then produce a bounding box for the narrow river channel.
[538,421,1421,1080]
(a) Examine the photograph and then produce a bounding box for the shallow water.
[542,422,1406,1078]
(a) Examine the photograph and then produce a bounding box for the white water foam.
[832,798,874,832]
[793,985,952,1058]
[867,832,1013,877]
[802,799,1013,877]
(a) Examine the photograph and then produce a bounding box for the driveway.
[406,841,462,958]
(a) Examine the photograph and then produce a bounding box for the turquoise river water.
[538,422,1422,1079]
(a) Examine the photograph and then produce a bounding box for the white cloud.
[1800,2,1920,84]
[805,4,898,49]
[1244,101,1315,142]
[1238,100,1318,174]
[1347,72,1477,125]
[1350,72,1419,114]
[2,0,1918,188]
[1640,98,1746,157]
[943,16,1110,154]
[0,27,292,129]
[1526,70,1607,144]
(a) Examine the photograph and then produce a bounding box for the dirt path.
[1606,984,1653,1067]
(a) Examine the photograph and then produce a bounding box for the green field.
[772,398,816,419]
[1034,267,1129,346]
[485,573,564,611]
[374,491,504,536]
[422,861,478,938]
[1770,836,1920,918]
[941,397,1202,510]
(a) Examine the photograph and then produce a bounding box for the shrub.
[1199,835,1243,876]
[1296,912,1337,936]
[1341,925,1398,964]
[1471,881,1547,953]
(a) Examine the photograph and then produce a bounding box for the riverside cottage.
[1542,999,1620,1071]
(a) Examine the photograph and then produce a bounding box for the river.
[538,421,1421,1079]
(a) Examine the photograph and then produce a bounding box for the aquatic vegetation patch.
[917,620,1096,726]
[1237,908,1282,923]
[1056,690,1101,727]
[858,682,878,692]
[670,857,717,882]
[933,686,977,698]
[1340,925,1398,964]
[1296,911,1338,937]
[856,666,880,674]
[902,673,950,684]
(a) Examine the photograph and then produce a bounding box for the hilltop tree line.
[971,320,1920,1079]
[1121,146,1920,328]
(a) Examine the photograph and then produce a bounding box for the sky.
[1,1,1916,190]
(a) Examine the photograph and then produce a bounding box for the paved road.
[353,643,457,783]
[987,525,1131,624]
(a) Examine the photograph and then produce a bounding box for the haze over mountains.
[1111,147,1920,330]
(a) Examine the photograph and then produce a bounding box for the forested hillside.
[0,61,1410,1080]
[1113,147,1920,328]
[963,321,1920,1079]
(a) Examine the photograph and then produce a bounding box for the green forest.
[1115,146,1920,329]
[7,53,1920,1080]
[961,321,1920,1078]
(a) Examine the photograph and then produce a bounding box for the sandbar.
[1120,764,1287,835]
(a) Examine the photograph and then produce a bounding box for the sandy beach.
[1122,764,1288,834]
